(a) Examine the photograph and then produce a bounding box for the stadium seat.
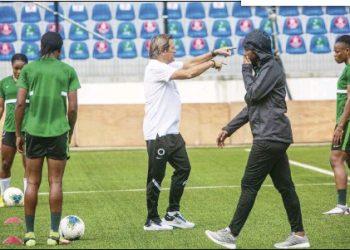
[255,7,269,18]
[326,6,347,15]
[237,38,244,56]
[232,3,252,18]
[141,39,151,58]
[212,19,231,37]
[330,16,350,34]
[44,4,64,22]
[0,6,17,23]
[59,45,65,60]
[93,41,113,59]
[259,18,278,35]
[69,23,89,41]
[214,38,233,50]
[235,19,254,36]
[286,35,306,54]
[271,38,283,54]
[0,24,17,43]
[21,4,41,23]
[117,40,137,59]
[306,17,327,35]
[21,42,39,61]
[92,4,112,21]
[140,21,160,39]
[164,2,182,20]
[0,43,15,61]
[94,22,113,40]
[69,42,89,60]
[174,39,186,57]
[116,3,135,21]
[185,2,205,19]
[46,23,65,40]
[302,6,323,16]
[117,22,137,40]
[69,3,88,22]
[188,20,207,38]
[139,3,158,20]
[283,17,303,35]
[209,2,228,18]
[279,6,299,16]
[310,35,331,54]
[21,23,41,42]
[168,20,184,39]
[189,38,209,56]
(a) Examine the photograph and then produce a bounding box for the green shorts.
[331,122,350,152]
[25,132,70,160]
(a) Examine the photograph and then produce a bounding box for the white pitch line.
[38,182,334,196]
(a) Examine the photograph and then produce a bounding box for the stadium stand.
[235,19,254,36]
[139,3,158,20]
[286,35,306,54]
[0,42,15,61]
[94,22,113,40]
[117,22,137,40]
[209,2,228,19]
[330,16,350,34]
[0,24,17,43]
[186,2,205,19]
[189,37,209,56]
[167,20,184,38]
[117,40,137,58]
[140,21,159,39]
[232,3,251,18]
[68,3,88,22]
[302,6,323,16]
[188,20,207,38]
[0,6,17,23]
[21,23,41,42]
[92,4,112,21]
[116,3,135,21]
[310,35,331,54]
[44,4,64,22]
[279,6,299,16]
[306,17,327,35]
[21,42,39,60]
[93,41,113,59]
[69,41,89,59]
[212,19,232,37]
[21,4,41,23]
[165,2,182,20]
[174,38,186,57]
[283,17,303,35]
[69,23,89,41]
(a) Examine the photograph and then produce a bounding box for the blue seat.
[0,6,17,23]
[232,3,251,18]
[0,24,17,43]
[209,2,228,18]
[21,4,41,23]
[330,16,350,34]
[302,6,323,16]
[235,19,254,36]
[306,17,327,35]
[168,20,184,39]
[310,35,331,54]
[189,38,209,56]
[69,4,88,22]
[92,4,111,21]
[94,22,113,40]
[212,19,231,37]
[116,3,135,21]
[117,40,137,59]
[271,38,283,54]
[46,23,65,40]
[69,42,89,60]
[0,43,15,61]
[326,7,347,16]
[117,22,136,40]
[59,45,65,60]
[21,23,41,42]
[214,38,233,51]
[140,21,159,39]
[186,2,205,19]
[141,39,151,58]
[139,3,158,20]
[283,17,303,35]
[188,20,207,38]
[259,19,279,35]
[69,23,89,41]
[255,7,268,18]
[21,42,39,61]
[237,38,244,56]
[174,39,186,57]
[286,35,306,54]
[93,41,113,59]
[165,2,182,19]
[44,4,64,22]
[279,6,299,16]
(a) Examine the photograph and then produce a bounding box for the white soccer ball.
[59,215,85,240]
[3,187,24,206]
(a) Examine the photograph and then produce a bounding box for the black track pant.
[146,134,191,220]
[229,140,304,236]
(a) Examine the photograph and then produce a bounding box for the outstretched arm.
[182,47,232,69]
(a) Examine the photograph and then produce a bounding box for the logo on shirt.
[156,148,165,159]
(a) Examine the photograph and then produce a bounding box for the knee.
[330,154,343,169]
[1,160,12,172]
[48,176,62,187]
[241,180,259,196]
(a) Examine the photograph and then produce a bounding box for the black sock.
[50,212,62,232]
[337,189,347,206]
[25,215,35,233]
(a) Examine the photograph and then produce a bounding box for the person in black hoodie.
[205,30,310,249]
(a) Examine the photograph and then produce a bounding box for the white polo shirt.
[143,59,184,140]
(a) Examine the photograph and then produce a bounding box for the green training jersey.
[17,57,81,137]
[336,64,350,124]
[0,76,29,132]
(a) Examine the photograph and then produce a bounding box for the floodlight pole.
[163,1,168,34]
[54,1,59,32]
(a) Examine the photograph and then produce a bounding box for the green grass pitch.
[0,146,349,249]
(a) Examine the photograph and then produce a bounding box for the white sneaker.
[323,204,349,215]
[205,227,237,249]
[162,211,195,229]
[143,218,173,231]
[274,232,310,249]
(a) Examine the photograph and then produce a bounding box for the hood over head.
[243,29,273,64]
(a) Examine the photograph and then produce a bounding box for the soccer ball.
[59,215,85,240]
[3,187,24,206]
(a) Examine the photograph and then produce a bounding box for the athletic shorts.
[25,132,69,160]
[331,123,350,152]
[2,131,25,149]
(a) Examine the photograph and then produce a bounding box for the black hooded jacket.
[223,30,293,143]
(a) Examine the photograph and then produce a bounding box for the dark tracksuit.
[223,30,304,236]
